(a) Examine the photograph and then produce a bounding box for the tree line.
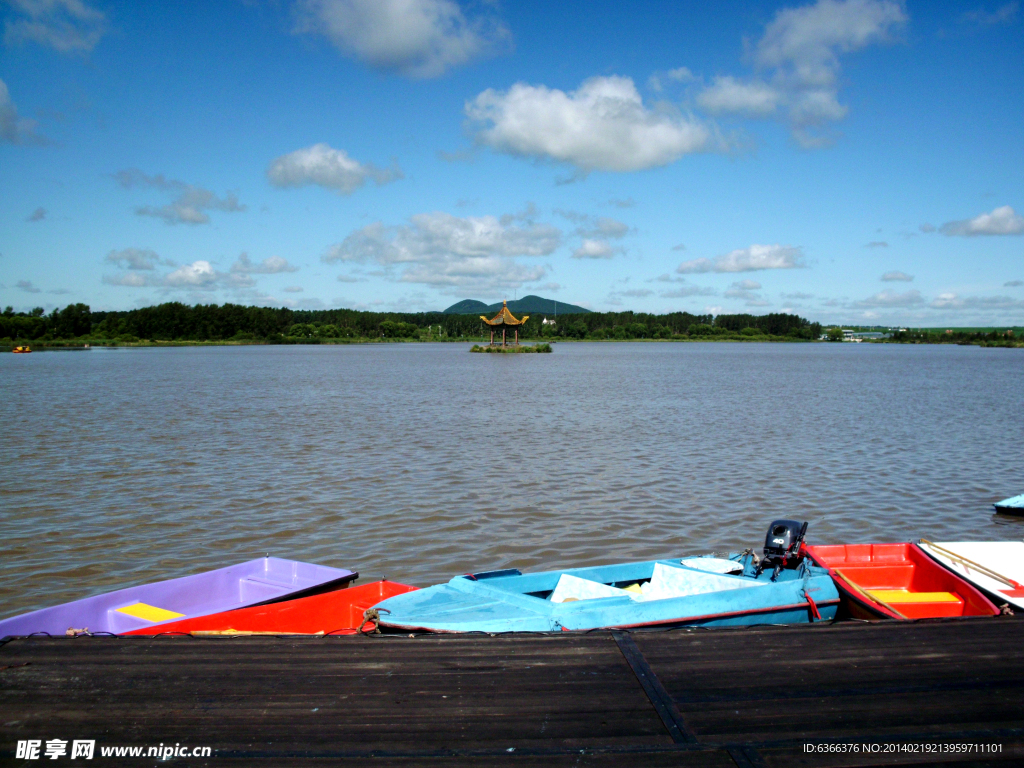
[1,302,822,344]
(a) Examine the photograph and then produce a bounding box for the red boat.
[124,579,418,636]
[805,543,999,620]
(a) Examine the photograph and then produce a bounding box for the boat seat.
[866,589,965,618]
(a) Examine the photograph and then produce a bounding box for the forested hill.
[1,302,821,343]
[443,295,591,315]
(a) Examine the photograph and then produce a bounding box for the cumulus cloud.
[572,239,621,259]
[321,210,561,293]
[230,253,299,274]
[105,248,169,271]
[940,205,1024,236]
[1005,280,1023,287]
[881,270,913,282]
[26,207,46,222]
[0,78,44,145]
[102,258,271,296]
[266,143,402,195]
[696,0,906,146]
[114,169,246,225]
[466,76,714,173]
[293,0,509,78]
[697,76,780,116]
[855,289,923,307]
[676,244,804,273]
[16,279,41,293]
[3,0,107,54]
[164,261,218,287]
[724,279,769,305]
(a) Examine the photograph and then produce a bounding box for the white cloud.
[963,3,1018,26]
[294,0,509,78]
[102,271,156,287]
[16,279,41,293]
[881,270,913,282]
[855,289,924,307]
[1005,280,1023,287]
[105,248,167,271]
[931,293,1024,310]
[661,286,718,299]
[676,244,804,273]
[572,239,620,259]
[919,223,936,233]
[283,286,304,293]
[697,76,780,116]
[266,143,402,195]
[230,253,299,274]
[724,279,767,305]
[26,207,46,222]
[3,0,107,54]
[466,76,713,173]
[940,205,1024,236]
[865,240,888,248]
[697,0,906,146]
[114,169,246,225]
[165,261,218,287]
[321,211,561,294]
[0,78,44,145]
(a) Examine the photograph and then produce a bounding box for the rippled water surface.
[1,342,1022,618]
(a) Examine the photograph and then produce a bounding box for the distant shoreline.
[5,336,1021,351]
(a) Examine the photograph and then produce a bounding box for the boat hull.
[993,493,1024,516]
[375,556,839,633]
[124,579,418,635]
[806,543,999,620]
[0,558,358,637]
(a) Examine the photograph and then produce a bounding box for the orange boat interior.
[125,579,419,635]
[806,543,998,619]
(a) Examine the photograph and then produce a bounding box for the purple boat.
[0,557,358,637]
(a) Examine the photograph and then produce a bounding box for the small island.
[471,301,551,353]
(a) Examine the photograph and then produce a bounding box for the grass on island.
[471,343,552,354]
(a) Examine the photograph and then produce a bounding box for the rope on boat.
[360,607,390,635]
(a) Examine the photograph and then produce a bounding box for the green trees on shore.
[1,302,822,345]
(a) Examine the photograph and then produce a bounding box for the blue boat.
[376,521,839,633]
[994,493,1024,515]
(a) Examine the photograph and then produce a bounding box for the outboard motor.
[755,520,808,580]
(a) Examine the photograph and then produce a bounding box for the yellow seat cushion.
[866,589,960,604]
[116,602,185,622]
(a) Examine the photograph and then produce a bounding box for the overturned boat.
[374,521,839,633]
[0,557,358,637]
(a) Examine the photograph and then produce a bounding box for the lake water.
[1,342,1022,619]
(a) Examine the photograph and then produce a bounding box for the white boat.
[918,540,1024,611]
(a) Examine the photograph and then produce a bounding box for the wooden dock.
[3,617,1023,766]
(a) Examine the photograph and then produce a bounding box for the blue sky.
[1,0,1022,326]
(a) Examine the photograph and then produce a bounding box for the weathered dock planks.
[2,617,1023,766]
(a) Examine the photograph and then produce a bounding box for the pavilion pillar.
[502,327,506,347]
[515,328,519,345]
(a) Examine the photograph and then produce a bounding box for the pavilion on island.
[480,301,529,346]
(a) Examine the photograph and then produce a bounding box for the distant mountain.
[442,295,590,316]
[441,299,491,315]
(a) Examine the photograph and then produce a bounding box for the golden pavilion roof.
[481,301,528,326]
